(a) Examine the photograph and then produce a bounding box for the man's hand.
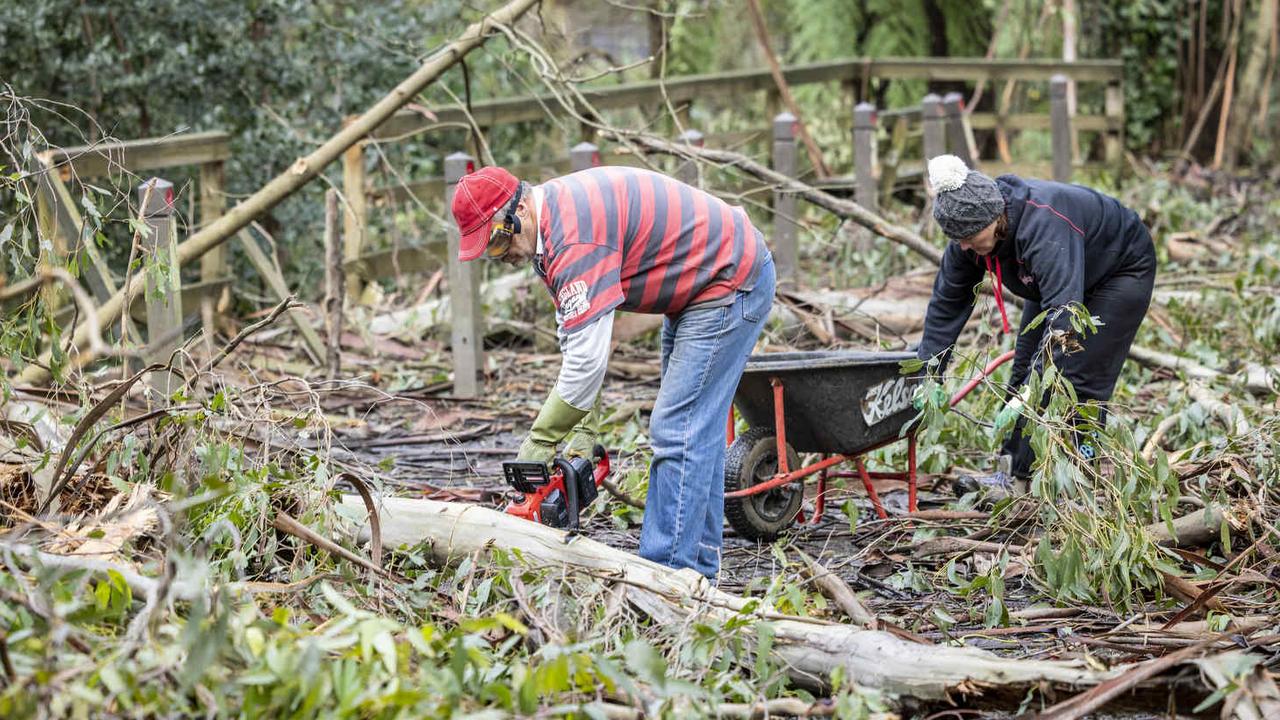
[517,435,557,464]
[519,389,590,465]
[562,396,602,459]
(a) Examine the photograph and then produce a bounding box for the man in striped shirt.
[452,165,775,578]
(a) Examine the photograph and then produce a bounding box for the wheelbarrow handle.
[948,350,1016,407]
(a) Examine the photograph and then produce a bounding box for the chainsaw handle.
[592,445,610,482]
[552,457,580,531]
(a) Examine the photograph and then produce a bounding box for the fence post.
[199,159,227,341]
[942,92,978,167]
[341,119,368,298]
[137,177,183,397]
[1104,79,1124,175]
[921,94,946,165]
[323,189,344,380]
[444,152,482,399]
[570,141,601,172]
[1050,75,1073,182]
[675,129,703,187]
[33,181,69,309]
[852,102,879,212]
[772,112,798,286]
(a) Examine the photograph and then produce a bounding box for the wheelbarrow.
[723,349,1015,540]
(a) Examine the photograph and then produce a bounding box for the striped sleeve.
[547,242,625,334]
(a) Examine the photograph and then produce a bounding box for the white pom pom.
[928,154,970,193]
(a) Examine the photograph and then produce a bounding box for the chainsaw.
[501,446,611,529]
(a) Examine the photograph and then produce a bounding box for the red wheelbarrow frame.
[724,350,1015,522]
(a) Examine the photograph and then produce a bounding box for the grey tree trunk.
[1225,0,1277,168]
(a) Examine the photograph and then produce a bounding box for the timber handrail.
[374,56,1123,139]
[38,131,231,180]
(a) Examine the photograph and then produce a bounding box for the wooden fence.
[28,56,1124,397]
[344,57,1123,291]
[345,58,1123,396]
[34,130,327,371]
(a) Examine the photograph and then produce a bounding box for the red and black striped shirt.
[537,167,768,333]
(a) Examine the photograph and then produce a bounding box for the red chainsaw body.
[503,449,611,528]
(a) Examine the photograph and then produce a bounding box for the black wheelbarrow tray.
[723,349,1014,540]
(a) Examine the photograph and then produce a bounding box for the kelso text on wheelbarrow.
[860,375,915,426]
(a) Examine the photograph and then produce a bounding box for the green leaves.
[623,639,667,688]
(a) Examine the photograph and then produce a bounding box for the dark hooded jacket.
[917,175,1154,368]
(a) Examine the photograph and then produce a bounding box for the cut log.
[1127,345,1277,396]
[339,494,1113,700]
[1145,504,1247,548]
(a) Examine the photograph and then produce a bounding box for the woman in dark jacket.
[917,154,1156,495]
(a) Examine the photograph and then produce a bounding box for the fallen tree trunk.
[340,494,1112,700]
[1145,504,1247,548]
[1128,344,1277,396]
[16,0,540,386]
[367,269,930,346]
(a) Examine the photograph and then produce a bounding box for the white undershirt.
[531,185,613,410]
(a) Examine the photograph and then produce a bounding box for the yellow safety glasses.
[484,221,514,259]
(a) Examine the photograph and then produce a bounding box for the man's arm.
[518,312,613,461]
[555,311,613,409]
[917,242,986,372]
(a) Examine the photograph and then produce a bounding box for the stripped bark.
[340,495,1113,700]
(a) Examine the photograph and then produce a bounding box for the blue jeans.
[638,256,776,578]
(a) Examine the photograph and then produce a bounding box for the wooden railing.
[341,56,1124,395]
[24,56,1125,396]
[346,57,1124,271]
[32,132,231,372]
[34,131,327,370]
[370,56,1123,139]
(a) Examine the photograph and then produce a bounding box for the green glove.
[993,402,1022,434]
[562,394,603,459]
[517,389,590,464]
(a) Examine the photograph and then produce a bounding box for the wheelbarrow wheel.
[724,427,803,541]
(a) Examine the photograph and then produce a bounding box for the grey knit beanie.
[929,154,1005,240]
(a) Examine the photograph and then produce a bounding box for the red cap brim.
[458,223,489,262]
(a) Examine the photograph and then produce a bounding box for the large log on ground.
[340,495,1112,699]
[16,0,541,386]
[1145,504,1249,548]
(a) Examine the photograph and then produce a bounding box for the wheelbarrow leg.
[725,404,735,445]
[856,458,888,520]
[770,377,790,474]
[812,464,828,524]
[908,434,918,514]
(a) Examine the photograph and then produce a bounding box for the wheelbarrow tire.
[724,427,803,541]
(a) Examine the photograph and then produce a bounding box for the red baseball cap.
[451,166,519,261]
